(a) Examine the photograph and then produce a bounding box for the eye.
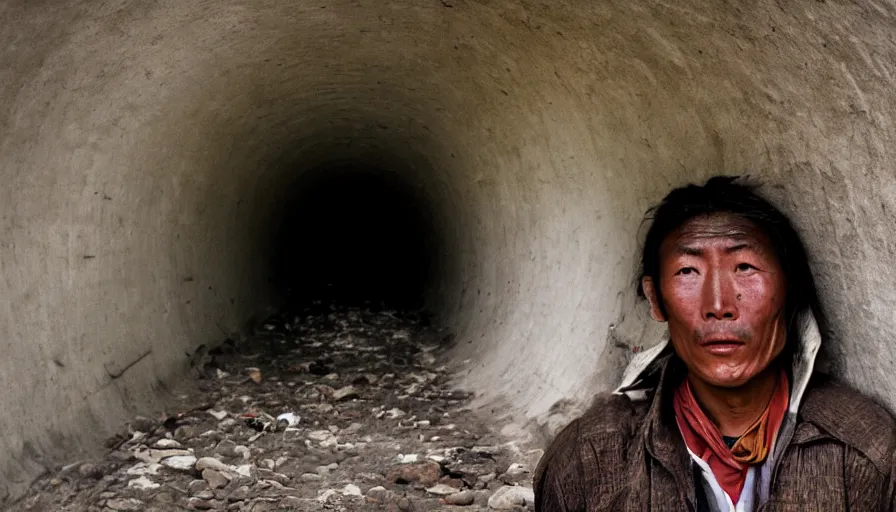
[675,267,698,276]
[736,263,757,272]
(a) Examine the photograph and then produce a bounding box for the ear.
[641,277,667,322]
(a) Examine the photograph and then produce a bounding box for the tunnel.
[3,0,896,504]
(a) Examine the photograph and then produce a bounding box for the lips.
[699,336,745,355]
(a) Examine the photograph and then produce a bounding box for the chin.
[703,368,754,389]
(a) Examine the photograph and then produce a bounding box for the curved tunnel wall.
[2,0,896,502]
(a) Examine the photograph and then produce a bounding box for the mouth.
[699,336,745,355]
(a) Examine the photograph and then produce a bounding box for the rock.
[127,476,160,490]
[161,455,198,471]
[308,430,334,442]
[126,462,162,476]
[276,412,300,427]
[108,451,134,462]
[202,468,230,489]
[134,448,192,464]
[386,408,406,419]
[504,463,528,477]
[425,483,457,496]
[332,385,359,401]
[397,454,419,464]
[257,468,290,485]
[342,484,363,496]
[317,489,338,503]
[342,422,363,434]
[106,498,144,511]
[208,410,229,421]
[227,485,250,502]
[282,496,303,507]
[366,486,390,501]
[355,472,383,483]
[472,490,492,506]
[301,473,322,482]
[174,426,200,440]
[188,479,209,495]
[77,463,103,479]
[195,457,230,472]
[487,486,535,509]
[233,445,251,459]
[193,489,215,500]
[388,460,442,486]
[154,439,182,449]
[234,464,255,478]
[214,439,236,456]
[446,490,476,506]
[187,498,224,510]
[478,473,496,484]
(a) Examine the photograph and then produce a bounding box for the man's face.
[641,213,788,388]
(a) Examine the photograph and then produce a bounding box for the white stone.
[317,489,338,503]
[154,439,182,449]
[195,457,231,472]
[332,385,358,401]
[127,476,160,490]
[161,455,198,471]
[276,412,300,426]
[234,464,254,478]
[126,462,162,476]
[386,408,406,419]
[133,448,192,463]
[505,463,528,476]
[425,484,458,496]
[342,484,363,496]
[308,430,333,442]
[397,453,418,463]
[488,486,535,509]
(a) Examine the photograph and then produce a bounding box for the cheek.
[660,278,703,315]
[737,277,785,315]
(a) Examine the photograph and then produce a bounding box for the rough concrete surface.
[2,0,896,505]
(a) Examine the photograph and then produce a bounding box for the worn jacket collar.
[613,308,823,415]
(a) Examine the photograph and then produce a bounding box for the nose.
[702,268,738,320]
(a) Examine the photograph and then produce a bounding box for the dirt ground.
[15,305,542,511]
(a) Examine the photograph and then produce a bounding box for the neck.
[687,365,781,438]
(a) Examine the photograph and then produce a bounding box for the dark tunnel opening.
[270,164,438,313]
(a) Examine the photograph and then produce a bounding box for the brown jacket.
[534,356,896,511]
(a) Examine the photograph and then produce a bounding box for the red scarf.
[673,369,789,504]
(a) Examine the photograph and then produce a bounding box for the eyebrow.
[675,242,756,256]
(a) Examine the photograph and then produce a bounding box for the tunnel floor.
[18,305,541,512]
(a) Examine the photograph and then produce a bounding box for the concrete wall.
[2,0,895,504]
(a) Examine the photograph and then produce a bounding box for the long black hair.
[638,176,822,342]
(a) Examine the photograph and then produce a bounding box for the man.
[534,177,896,511]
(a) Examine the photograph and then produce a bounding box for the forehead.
[660,213,775,256]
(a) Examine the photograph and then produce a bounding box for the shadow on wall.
[269,165,439,312]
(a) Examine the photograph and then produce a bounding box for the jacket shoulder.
[536,393,645,472]
[800,375,896,473]
[534,393,646,509]
[578,392,649,436]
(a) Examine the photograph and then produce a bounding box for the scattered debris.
[276,412,300,427]
[18,305,537,511]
